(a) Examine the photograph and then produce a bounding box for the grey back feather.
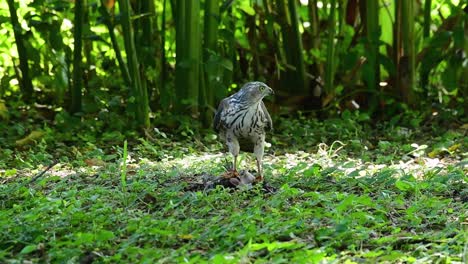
[213,98,229,133]
[261,101,273,131]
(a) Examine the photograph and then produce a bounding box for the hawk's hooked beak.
[264,86,274,96]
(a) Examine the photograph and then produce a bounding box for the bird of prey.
[214,81,274,181]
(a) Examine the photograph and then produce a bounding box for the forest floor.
[0,110,467,263]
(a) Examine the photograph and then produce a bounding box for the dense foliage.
[0,0,466,127]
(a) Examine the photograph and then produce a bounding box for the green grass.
[0,114,467,263]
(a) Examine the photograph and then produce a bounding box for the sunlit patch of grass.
[1,153,465,262]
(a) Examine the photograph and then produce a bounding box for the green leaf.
[76,232,94,244]
[427,31,451,48]
[395,180,414,191]
[303,164,320,177]
[0,100,9,120]
[442,59,459,92]
[336,195,356,212]
[379,53,396,76]
[96,230,115,241]
[219,58,233,71]
[20,245,36,254]
[49,23,64,50]
[0,15,9,24]
[239,3,255,16]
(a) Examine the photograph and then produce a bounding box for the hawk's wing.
[261,101,273,131]
[213,98,230,133]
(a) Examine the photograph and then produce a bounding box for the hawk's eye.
[259,86,265,91]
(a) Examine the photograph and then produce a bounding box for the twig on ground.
[29,160,58,184]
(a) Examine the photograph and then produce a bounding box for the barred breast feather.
[214,97,272,139]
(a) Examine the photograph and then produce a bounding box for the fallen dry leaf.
[15,131,45,147]
[84,158,107,167]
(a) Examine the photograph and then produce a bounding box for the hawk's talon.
[222,170,239,179]
[255,175,264,183]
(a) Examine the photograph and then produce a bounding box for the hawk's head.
[236,82,274,105]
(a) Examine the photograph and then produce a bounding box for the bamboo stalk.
[169,0,176,23]
[185,0,200,113]
[118,0,150,128]
[160,0,168,109]
[247,13,259,79]
[7,0,34,101]
[308,0,322,76]
[175,0,186,108]
[401,0,416,105]
[393,0,402,97]
[175,0,200,113]
[338,0,347,37]
[71,0,84,113]
[420,0,432,91]
[203,0,219,124]
[99,2,131,87]
[288,0,306,93]
[325,0,337,95]
[263,0,283,68]
[225,6,236,88]
[83,0,93,90]
[276,0,307,95]
[423,0,431,38]
[365,0,379,111]
[138,0,156,104]
[137,1,155,65]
